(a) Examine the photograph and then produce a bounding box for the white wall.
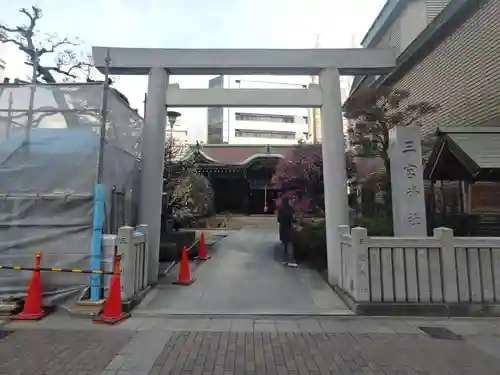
[231,136,304,145]
[425,0,451,23]
[228,109,309,144]
[207,75,311,144]
[166,117,190,144]
[399,0,428,52]
[168,129,188,143]
[372,0,448,58]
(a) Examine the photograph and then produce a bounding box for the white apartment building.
[361,0,451,54]
[353,0,451,88]
[165,116,189,158]
[206,75,310,145]
[166,118,189,144]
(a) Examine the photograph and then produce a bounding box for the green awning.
[424,127,500,181]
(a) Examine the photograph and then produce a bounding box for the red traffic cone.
[195,232,211,261]
[93,255,130,325]
[173,247,195,285]
[12,252,47,321]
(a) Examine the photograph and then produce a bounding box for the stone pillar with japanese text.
[389,125,427,236]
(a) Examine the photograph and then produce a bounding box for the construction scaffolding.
[0,82,143,304]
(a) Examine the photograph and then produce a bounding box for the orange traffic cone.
[12,252,47,321]
[93,255,130,325]
[173,247,195,285]
[195,232,211,261]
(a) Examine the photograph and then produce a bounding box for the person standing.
[277,197,297,267]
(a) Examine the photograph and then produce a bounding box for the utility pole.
[25,50,38,158]
[96,49,111,184]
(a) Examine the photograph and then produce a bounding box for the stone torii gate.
[92,47,396,286]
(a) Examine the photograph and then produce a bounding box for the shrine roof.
[425,127,500,181]
[191,144,296,165]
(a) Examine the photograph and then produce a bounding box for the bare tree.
[344,87,439,175]
[0,6,110,126]
[0,6,90,82]
[344,87,439,213]
[163,139,215,220]
[164,137,195,211]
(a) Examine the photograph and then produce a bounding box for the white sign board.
[389,125,427,236]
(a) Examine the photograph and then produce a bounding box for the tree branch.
[1,37,25,50]
[39,37,78,55]
[20,6,42,23]
[48,65,79,79]
[0,24,22,33]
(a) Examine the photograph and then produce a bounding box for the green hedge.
[292,220,327,270]
[292,214,393,271]
[354,215,393,236]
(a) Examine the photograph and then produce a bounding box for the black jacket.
[277,204,294,242]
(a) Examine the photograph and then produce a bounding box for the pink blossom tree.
[272,142,356,217]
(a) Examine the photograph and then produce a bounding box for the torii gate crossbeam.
[92,47,396,287]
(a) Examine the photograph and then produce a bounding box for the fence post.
[338,225,350,290]
[118,226,135,301]
[136,224,149,289]
[351,227,370,302]
[434,227,458,303]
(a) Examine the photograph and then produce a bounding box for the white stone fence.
[338,225,500,308]
[102,225,149,302]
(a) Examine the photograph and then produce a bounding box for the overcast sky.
[1,0,386,141]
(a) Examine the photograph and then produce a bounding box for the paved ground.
[135,228,349,316]
[0,327,133,375]
[148,330,500,375]
[2,315,500,374]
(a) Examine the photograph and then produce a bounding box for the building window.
[207,107,223,124]
[235,112,305,124]
[235,129,296,140]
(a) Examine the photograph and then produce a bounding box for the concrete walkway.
[136,228,350,316]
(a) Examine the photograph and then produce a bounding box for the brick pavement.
[147,330,500,375]
[3,316,500,374]
[0,328,133,375]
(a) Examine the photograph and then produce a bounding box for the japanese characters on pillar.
[389,126,427,236]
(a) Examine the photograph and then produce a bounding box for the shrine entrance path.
[135,227,351,316]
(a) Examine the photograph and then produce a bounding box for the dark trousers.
[282,241,295,262]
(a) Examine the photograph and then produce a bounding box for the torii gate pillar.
[142,67,169,285]
[320,68,350,282]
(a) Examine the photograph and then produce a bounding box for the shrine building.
[187,144,295,215]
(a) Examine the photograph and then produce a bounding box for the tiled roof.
[196,145,296,165]
[192,144,382,180]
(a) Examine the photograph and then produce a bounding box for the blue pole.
[90,183,105,301]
